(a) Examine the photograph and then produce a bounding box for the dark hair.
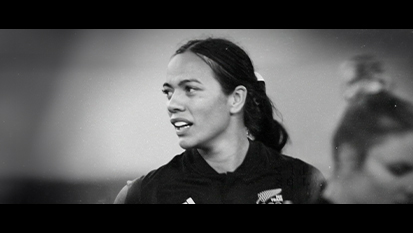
[173,37,289,153]
[333,55,413,171]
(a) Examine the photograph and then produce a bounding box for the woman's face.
[163,52,232,149]
[350,133,413,204]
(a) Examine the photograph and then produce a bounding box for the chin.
[178,139,195,149]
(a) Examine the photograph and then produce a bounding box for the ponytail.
[245,73,289,153]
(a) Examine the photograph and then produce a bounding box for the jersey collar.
[185,140,267,180]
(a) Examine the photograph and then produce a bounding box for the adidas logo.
[182,197,196,204]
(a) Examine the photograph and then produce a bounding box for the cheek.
[361,158,401,199]
[194,96,229,120]
[192,97,230,132]
[365,158,394,184]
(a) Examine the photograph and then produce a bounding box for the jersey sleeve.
[113,184,130,204]
[113,177,144,204]
[305,165,326,204]
[293,159,326,204]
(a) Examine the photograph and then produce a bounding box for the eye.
[162,89,173,99]
[388,163,413,177]
[184,86,197,94]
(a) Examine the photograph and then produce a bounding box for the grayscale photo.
[1,29,412,204]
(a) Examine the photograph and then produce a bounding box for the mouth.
[171,119,193,134]
[174,121,192,130]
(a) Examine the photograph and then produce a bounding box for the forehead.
[166,52,215,83]
[370,132,413,164]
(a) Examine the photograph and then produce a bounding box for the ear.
[229,85,247,115]
[335,143,362,178]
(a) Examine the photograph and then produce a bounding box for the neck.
[197,134,250,174]
[322,178,358,204]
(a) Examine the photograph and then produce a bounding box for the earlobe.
[229,85,247,114]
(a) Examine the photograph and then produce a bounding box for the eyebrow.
[163,79,202,88]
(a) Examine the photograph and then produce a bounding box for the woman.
[114,38,325,204]
[318,55,413,204]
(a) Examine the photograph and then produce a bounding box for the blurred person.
[114,37,325,204]
[317,55,413,204]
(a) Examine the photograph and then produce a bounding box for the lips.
[171,118,193,133]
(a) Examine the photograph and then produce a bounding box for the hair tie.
[340,55,392,101]
[255,72,265,83]
[254,71,266,92]
[344,79,386,101]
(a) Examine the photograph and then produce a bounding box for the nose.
[167,91,185,114]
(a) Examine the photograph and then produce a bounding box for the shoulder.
[292,157,324,178]
[274,151,325,186]
[113,177,143,204]
[281,155,326,204]
[260,143,318,174]
[140,151,188,184]
[259,142,326,202]
[261,143,324,179]
[113,151,188,204]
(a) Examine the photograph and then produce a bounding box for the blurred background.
[1,29,412,204]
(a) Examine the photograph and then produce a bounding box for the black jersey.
[119,141,325,204]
